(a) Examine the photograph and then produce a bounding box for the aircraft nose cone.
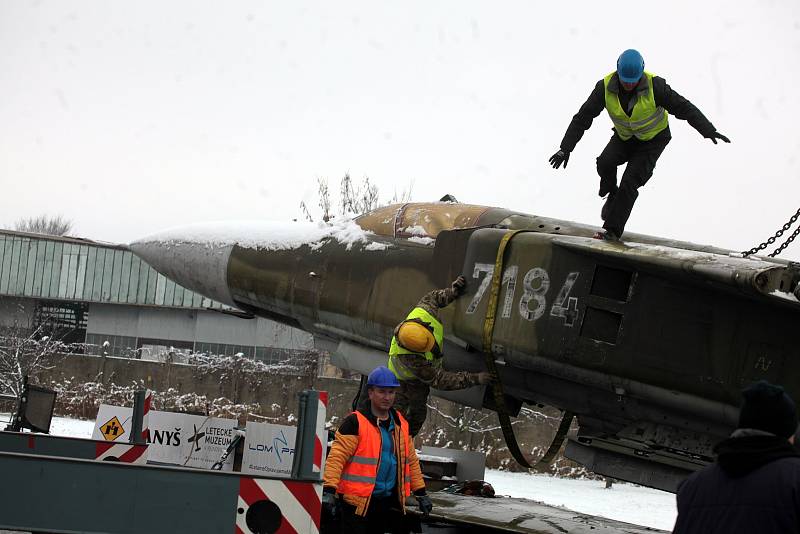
[130,225,236,307]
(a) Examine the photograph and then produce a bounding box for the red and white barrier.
[313,391,328,474]
[235,477,322,534]
[141,389,152,442]
[94,442,148,464]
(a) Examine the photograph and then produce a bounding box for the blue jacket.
[372,414,398,497]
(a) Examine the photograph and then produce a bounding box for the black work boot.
[592,230,620,242]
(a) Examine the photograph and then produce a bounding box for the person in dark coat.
[672,380,800,534]
[548,49,730,241]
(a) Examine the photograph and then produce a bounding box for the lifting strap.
[481,230,574,470]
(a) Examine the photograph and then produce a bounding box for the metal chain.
[742,207,800,257]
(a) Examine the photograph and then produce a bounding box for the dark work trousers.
[394,380,430,437]
[596,131,670,237]
[340,496,408,534]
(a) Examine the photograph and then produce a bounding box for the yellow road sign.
[100,416,125,441]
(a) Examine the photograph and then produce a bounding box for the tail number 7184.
[465,263,580,327]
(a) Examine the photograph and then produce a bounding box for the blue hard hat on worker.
[617,49,644,84]
[367,366,401,388]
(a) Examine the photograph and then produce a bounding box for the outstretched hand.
[707,131,730,144]
[451,275,467,297]
[549,150,570,169]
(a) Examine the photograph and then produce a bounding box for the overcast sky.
[1,1,799,259]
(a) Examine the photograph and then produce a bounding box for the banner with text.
[242,421,297,478]
[93,404,237,470]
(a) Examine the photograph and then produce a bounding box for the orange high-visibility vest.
[337,411,413,498]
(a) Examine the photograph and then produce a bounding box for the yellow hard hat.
[397,321,435,353]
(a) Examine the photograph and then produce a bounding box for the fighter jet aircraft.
[130,200,800,492]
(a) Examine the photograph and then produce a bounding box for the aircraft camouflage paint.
[130,201,800,492]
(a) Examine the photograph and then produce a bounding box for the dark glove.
[707,131,730,144]
[322,488,339,518]
[416,494,433,516]
[549,149,570,169]
[476,371,492,385]
[451,276,467,297]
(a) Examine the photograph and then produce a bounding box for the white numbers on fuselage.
[466,263,580,326]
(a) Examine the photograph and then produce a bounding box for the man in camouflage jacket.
[388,276,491,436]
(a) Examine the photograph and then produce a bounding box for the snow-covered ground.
[20,415,677,531]
[485,470,676,531]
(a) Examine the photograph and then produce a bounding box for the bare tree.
[299,173,413,222]
[340,173,379,216]
[300,177,334,222]
[14,214,74,236]
[0,324,68,398]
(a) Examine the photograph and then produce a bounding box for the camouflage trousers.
[394,380,430,437]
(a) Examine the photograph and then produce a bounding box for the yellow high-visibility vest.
[604,71,668,141]
[388,307,444,381]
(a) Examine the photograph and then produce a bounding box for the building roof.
[0,229,227,309]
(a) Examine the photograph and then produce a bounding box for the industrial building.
[0,229,313,363]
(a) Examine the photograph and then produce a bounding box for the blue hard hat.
[367,366,401,388]
[617,49,644,84]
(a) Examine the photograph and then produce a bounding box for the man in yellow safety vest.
[388,276,491,436]
[549,49,730,241]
